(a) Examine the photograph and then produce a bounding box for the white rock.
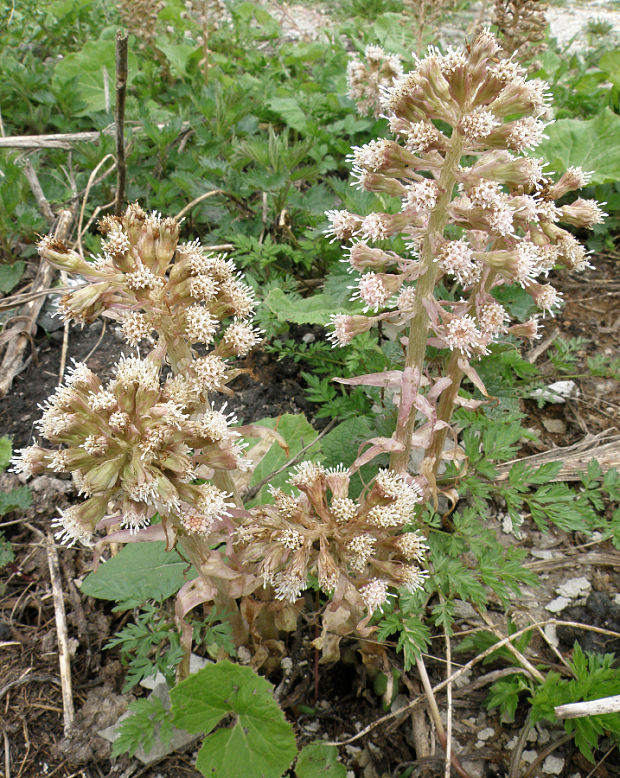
[526,727,538,742]
[542,755,565,774]
[543,623,559,649]
[542,418,566,434]
[536,725,550,745]
[237,645,251,664]
[530,380,578,404]
[477,727,494,741]
[302,333,316,343]
[556,577,591,599]
[545,596,570,613]
[522,750,538,764]
[506,736,518,749]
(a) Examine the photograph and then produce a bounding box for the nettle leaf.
[264,288,339,325]
[296,742,346,778]
[534,108,620,185]
[81,542,196,609]
[52,36,138,115]
[170,660,297,778]
[0,262,25,294]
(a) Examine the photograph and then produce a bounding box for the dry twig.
[45,532,75,735]
[115,31,128,216]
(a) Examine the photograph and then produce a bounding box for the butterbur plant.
[327,29,604,485]
[347,45,403,118]
[10,28,607,774]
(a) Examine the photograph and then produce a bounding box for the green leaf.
[52,37,137,115]
[80,542,196,609]
[170,660,297,778]
[534,109,620,185]
[266,96,308,134]
[0,437,12,471]
[599,49,620,90]
[247,414,320,504]
[156,40,198,77]
[264,288,339,326]
[296,742,346,778]
[0,486,32,516]
[0,532,15,570]
[0,262,25,294]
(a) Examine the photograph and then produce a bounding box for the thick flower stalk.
[328,30,604,479]
[235,463,428,639]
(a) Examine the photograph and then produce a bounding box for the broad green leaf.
[156,40,198,78]
[296,742,346,778]
[264,288,339,325]
[320,417,372,470]
[0,437,11,471]
[247,414,320,504]
[534,108,620,185]
[52,37,138,115]
[0,486,32,516]
[266,97,308,134]
[599,49,620,90]
[80,541,196,608]
[0,262,25,294]
[170,660,297,778]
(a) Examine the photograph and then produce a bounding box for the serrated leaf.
[170,660,297,778]
[81,542,196,608]
[247,414,320,504]
[0,262,25,294]
[0,486,32,516]
[264,288,339,325]
[0,437,12,471]
[296,742,346,778]
[534,108,620,185]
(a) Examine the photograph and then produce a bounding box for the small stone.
[452,600,477,620]
[237,646,252,664]
[477,727,494,741]
[542,755,565,774]
[546,596,570,613]
[536,725,550,745]
[302,333,316,344]
[530,380,578,404]
[556,577,591,599]
[506,736,518,749]
[522,750,537,764]
[526,728,538,742]
[543,623,559,649]
[542,418,566,434]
